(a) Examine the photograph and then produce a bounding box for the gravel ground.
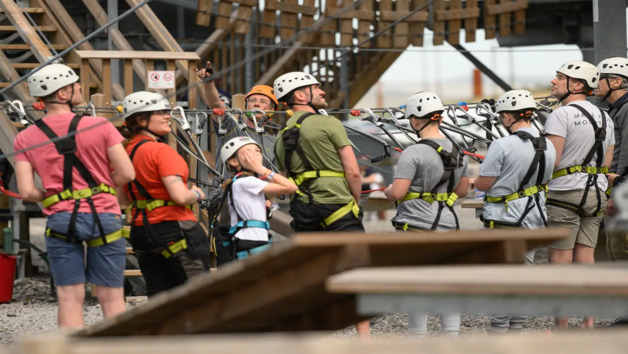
[0,197,619,347]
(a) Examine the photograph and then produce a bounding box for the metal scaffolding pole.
[593,0,627,64]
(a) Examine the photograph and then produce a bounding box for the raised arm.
[195,61,226,123]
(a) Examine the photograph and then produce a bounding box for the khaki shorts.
[547,189,605,250]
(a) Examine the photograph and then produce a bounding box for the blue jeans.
[46,212,126,287]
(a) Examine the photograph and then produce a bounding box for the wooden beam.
[82,0,147,85]
[75,50,200,61]
[0,110,19,166]
[0,0,53,62]
[19,329,628,354]
[256,42,303,85]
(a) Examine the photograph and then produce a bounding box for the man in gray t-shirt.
[475,90,556,334]
[392,138,468,230]
[545,60,615,330]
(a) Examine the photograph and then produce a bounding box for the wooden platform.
[75,228,567,337]
[17,329,628,354]
[327,263,628,317]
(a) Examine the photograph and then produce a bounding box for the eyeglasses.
[248,98,271,105]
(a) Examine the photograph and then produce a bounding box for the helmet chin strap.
[412,113,440,138]
[47,84,76,110]
[602,76,614,102]
[558,76,573,103]
[142,115,167,141]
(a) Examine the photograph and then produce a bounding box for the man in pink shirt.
[13,63,135,328]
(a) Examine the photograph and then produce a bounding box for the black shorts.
[289,199,364,232]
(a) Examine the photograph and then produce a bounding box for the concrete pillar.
[593,0,627,64]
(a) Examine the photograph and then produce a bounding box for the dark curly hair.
[119,112,151,139]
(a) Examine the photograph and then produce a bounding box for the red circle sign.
[150,72,160,81]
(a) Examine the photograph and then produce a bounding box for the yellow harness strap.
[45,227,129,247]
[160,239,188,259]
[42,183,116,208]
[132,199,193,212]
[292,170,345,186]
[485,184,548,209]
[552,165,608,179]
[401,192,459,207]
[321,199,360,228]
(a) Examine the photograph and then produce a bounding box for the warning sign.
[147,70,175,89]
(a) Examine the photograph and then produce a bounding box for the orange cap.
[245,85,278,107]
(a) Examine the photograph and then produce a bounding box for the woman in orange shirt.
[119,91,210,296]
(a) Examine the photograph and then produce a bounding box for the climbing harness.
[281,112,360,227]
[395,139,463,231]
[481,131,548,228]
[224,173,271,260]
[37,114,124,246]
[127,139,193,258]
[547,105,608,217]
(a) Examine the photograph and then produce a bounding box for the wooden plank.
[124,0,189,75]
[76,228,567,337]
[327,265,628,297]
[188,60,198,109]
[11,62,79,69]
[102,60,112,108]
[434,7,480,21]
[123,60,133,95]
[487,0,528,15]
[234,4,253,34]
[376,0,392,48]
[215,1,233,29]
[259,0,277,38]
[338,0,353,46]
[166,60,176,107]
[0,0,52,62]
[393,0,410,49]
[75,50,200,61]
[356,0,373,47]
[0,43,66,50]
[0,48,37,113]
[0,7,44,13]
[195,0,212,27]
[124,269,143,277]
[298,0,316,43]
[498,0,511,37]
[431,0,445,45]
[80,59,91,103]
[82,0,147,85]
[19,330,628,354]
[513,0,528,34]
[484,0,497,39]
[0,110,19,166]
[279,0,298,39]
[0,25,56,31]
[409,0,428,46]
[320,0,338,46]
[43,0,105,85]
[465,0,478,42]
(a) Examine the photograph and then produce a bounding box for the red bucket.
[0,253,16,303]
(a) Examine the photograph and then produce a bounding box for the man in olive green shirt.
[273,72,363,231]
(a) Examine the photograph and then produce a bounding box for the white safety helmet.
[495,90,536,113]
[556,60,600,89]
[220,136,260,164]
[28,63,79,97]
[273,71,320,102]
[598,57,628,78]
[404,92,444,119]
[123,91,171,119]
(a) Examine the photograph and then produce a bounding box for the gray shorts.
[547,189,605,250]
[46,212,126,287]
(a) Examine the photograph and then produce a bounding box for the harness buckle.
[59,189,72,200]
